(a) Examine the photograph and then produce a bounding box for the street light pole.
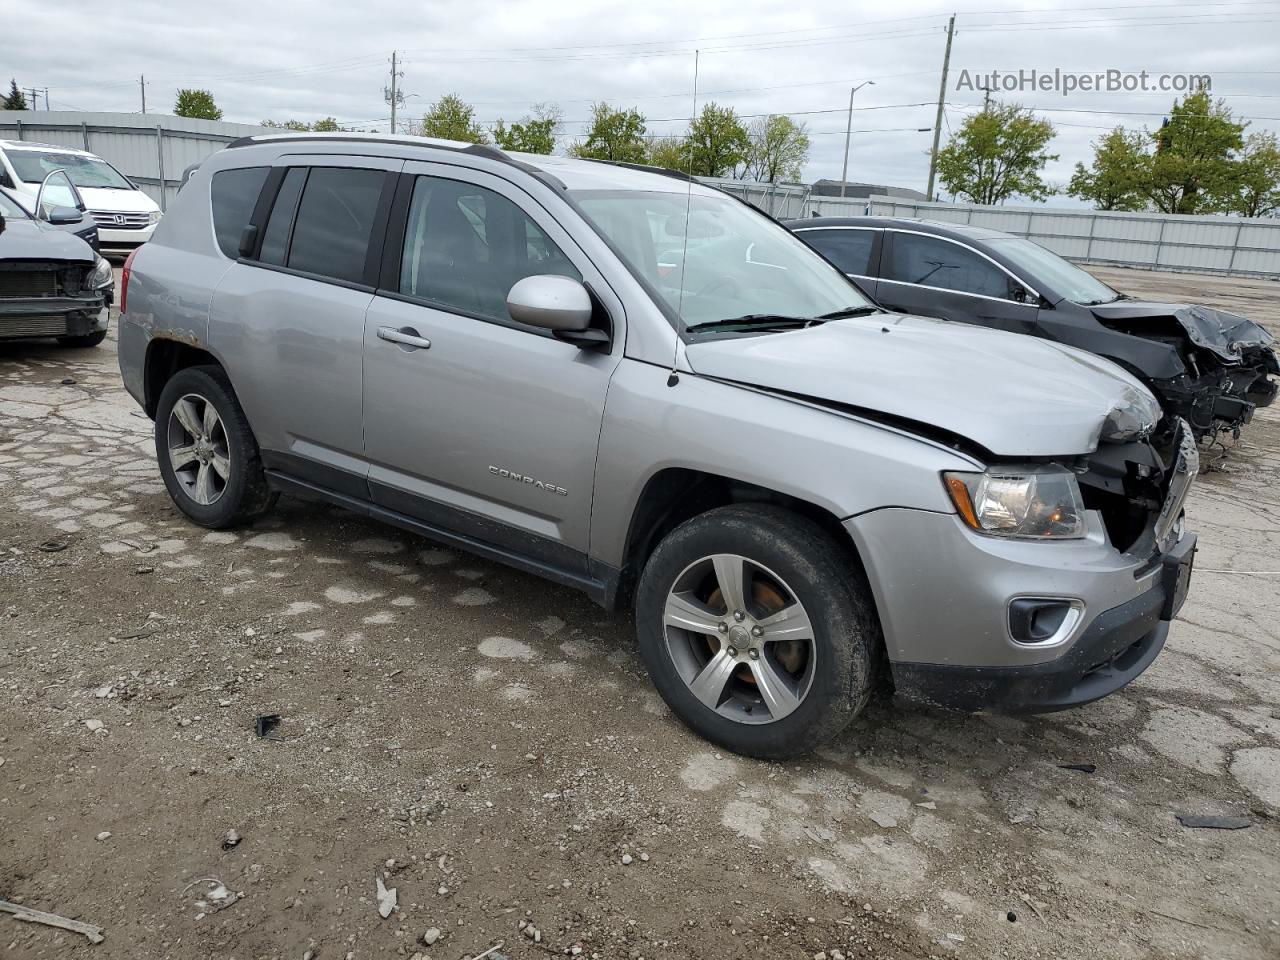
[840,80,874,199]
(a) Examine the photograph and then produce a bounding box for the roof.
[224,132,714,196]
[810,179,930,201]
[784,215,1017,242]
[0,139,93,155]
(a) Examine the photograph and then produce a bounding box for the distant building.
[810,179,930,201]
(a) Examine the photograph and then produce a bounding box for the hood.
[683,313,1159,458]
[0,216,96,262]
[1091,301,1276,362]
[77,186,159,214]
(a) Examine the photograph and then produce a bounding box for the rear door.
[874,230,1038,334]
[208,155,400,494]
[361,162,624,571]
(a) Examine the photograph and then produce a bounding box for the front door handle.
[377,326,432,351]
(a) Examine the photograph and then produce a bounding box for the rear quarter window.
[210,166,269,259]
[799,228,876,275]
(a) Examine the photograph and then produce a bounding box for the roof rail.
[581,158,698,184]
[223,133,533,170]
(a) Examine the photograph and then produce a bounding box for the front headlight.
[944,465,1086,539]
[1101,385,1160,441]
[147,210,162,225]
[85,256,114,290]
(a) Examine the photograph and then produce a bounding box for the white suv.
[0,140,161,251]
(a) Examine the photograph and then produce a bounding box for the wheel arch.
[143,336,225,418]
[612,467,875,615]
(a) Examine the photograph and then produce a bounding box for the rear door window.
[285,167,386,284]
[398,175,580,323]
[883,233,1010,300]
[210,166,269,259]
[799,228,876,275]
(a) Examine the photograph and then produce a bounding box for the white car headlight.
[1101,385,1160,441]
[944,465,1086,540]
[147,210,162,225]
[85,256,114,290]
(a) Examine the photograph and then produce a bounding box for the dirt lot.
[1,266,1278,960]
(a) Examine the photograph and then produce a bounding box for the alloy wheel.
[662,553,817,724]
[166,393,230,506]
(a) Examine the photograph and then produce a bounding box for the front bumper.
[96,222,156,250]
[0,297,109,340]
[892,533,1195,712]
[844,500,1196,713]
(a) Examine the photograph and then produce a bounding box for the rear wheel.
[57,330,107,348]
[635,504,878,759]
[154,366,275,528]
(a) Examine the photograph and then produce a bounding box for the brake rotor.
[706,577,807,683]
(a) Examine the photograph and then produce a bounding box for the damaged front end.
[1092,302,1279,439]
[0,259,107,341]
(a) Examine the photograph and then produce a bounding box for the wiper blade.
[684,314,810,333]
[817,305,882,320]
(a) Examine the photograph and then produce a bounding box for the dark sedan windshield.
[986,237,1120,305]
[571,189,871,330]
[0,190,31,219]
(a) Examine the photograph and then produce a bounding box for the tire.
[57,330,107,348]
[154,365,276,528]
[635,504,879,760]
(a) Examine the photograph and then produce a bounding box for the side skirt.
[266,470,617,608]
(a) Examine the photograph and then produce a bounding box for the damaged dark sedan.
[0,185,113,348]
[785,216,1278,441]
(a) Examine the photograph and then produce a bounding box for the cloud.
[7,0,1276,203]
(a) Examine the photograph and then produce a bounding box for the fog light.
[1008,598,1084,646]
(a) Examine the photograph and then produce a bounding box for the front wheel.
[154,365,276,528]
[635,504,879,760]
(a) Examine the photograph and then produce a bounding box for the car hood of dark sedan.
[0,217,96,263]
[683,312,1159,457]
[1091,301,1276,363]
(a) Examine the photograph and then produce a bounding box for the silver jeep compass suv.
[117,134,1197,759]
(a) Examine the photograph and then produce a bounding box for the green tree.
[2,79,26,110]
[174,89,223,120]
[1233,131,1280,218]
[492,103,560,155]
[684,103,750,178]
[261,119,311,130]
[311,116,341,132]
[1145,91,1246,214]
[1067,127,1149,211]
[742,114,810,182]
[646,136,688,171]
[417,93,487,144]
[935,102,1058,204]
[569,103,648,163]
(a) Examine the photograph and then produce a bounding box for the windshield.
[7,150,135,190]
[986,237,1120,305]
[570,189,871,330]
[0,189,31,219]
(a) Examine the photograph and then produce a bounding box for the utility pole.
[839,80,875,199]
[140,75,147,114]
[27,88,39,110]
[384,52,404,135]
[925,13,956,201]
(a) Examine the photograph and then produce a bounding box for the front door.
[874,230,1037,334]
[361,163,623,573]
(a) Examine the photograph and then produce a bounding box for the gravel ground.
[1,265,1278,960]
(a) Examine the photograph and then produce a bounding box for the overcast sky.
[9,0,1279,204]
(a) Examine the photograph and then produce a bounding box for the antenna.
[668,48,699,388]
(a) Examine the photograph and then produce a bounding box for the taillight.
[119,248,139,315]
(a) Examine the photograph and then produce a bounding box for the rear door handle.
[377,326,431,351]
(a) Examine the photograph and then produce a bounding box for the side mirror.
[506,275,593,332]
[0,171,13,189]
[46,206,84,225]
